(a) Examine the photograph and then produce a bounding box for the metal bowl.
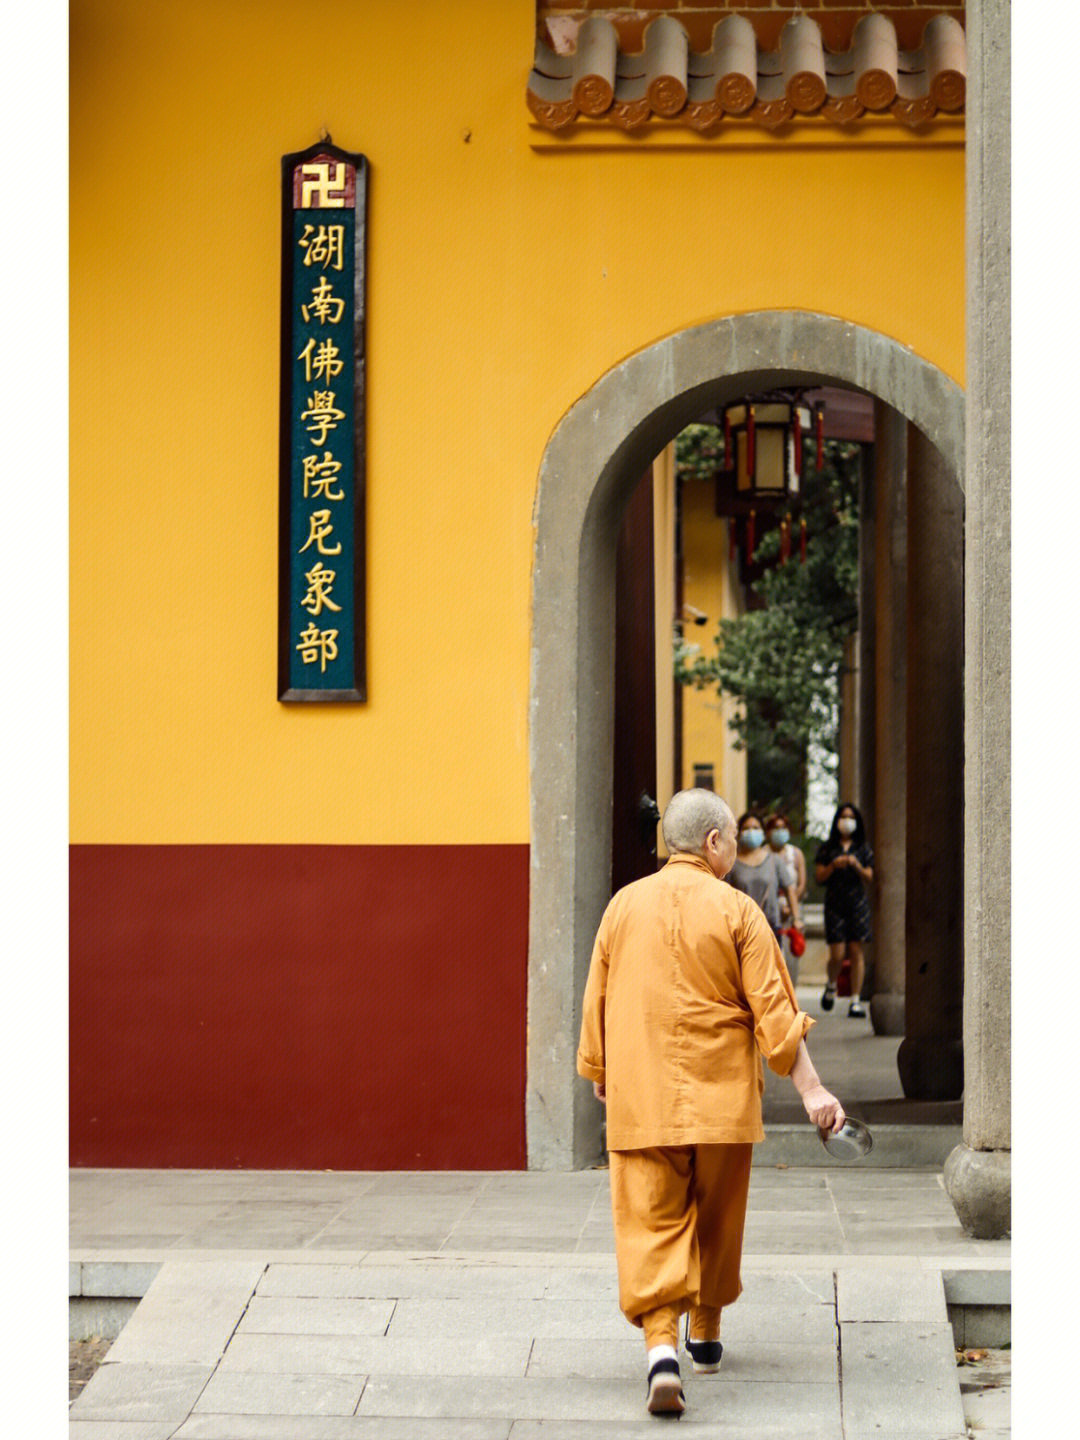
[818,1117,873,1160]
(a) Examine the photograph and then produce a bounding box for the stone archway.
[528,310,967,1172]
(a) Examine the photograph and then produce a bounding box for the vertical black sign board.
[279,142,367,701]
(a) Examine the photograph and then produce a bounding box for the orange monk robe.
[577,852,814,1149]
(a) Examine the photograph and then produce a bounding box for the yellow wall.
[70,0,964,845]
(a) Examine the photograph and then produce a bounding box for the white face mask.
[838,818,857,836]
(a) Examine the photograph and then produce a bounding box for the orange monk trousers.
[609,1143,754,1348]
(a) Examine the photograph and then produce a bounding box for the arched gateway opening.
[528,311,964,1171]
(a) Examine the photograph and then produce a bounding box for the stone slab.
[436,1234,586,1253]
[106,1265,263,1366]
[840,1321,967,1436]
[69,1424,180,1439]
[237,1296,396,1336]
[948,1303,1011,1348]
[258,1263,551,1300]
[218,1332,533,1377]
[941,1267,1011,1305]
[308,1233,455,1252]
[192,1369,366,1416]
[175,1417,511,1439]
[508,1424,840,1440]
[359,1375,840,1427]
[82,1262,163,1298]
[69,1363,216,1421]
[527,1337,837,1383]
[71,1297,141,1341]
[360,1174,490,1195]
[575,1233,616,1252]
[386,1298,633,1340]
[737,1273,835,1306]
[73,1235,187,1250]
[844,1433,964,1440]
[540,1268,620,1300]
[837,1267,948,1323]
[709,1303,838,1345]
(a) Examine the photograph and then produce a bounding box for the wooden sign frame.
[278,141,368,701]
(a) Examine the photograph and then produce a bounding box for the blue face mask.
[769,829,790,848]
[740,828,764,850]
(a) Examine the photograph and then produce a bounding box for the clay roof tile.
[571,15,617,117]
[526,9,966,133]
[643,14,689,118]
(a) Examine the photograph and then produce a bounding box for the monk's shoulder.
[679,870,748,930]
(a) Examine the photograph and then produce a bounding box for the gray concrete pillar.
[856,446,876,1001]
[838,634,857,804]
[856,445,876,838]
[944,0,1011,1237]
[868,404,906,1037]
[896,425,964,1099]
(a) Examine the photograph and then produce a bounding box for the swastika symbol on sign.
[299,163,348,208]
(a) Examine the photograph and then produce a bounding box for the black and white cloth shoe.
[821,983,837,1012]
[684,1314,723,1374]
[646,1355,686,1416]
[686,1336,723,1374]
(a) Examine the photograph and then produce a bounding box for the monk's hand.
[803,1085,845,1133]
[593,1080,606,1104]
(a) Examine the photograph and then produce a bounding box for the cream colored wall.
[718,523,749,818]
[70,0,964,844]
[678,479,748,814]
[653,444,677,826]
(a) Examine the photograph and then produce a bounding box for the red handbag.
[783,926,806,958]
[836,956,853,996]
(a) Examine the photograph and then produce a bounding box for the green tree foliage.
[674,423,862,820]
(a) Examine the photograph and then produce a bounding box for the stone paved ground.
[69,1004,1005,1434]
[71,1257,978,1437]
[70,1167,1009,1438]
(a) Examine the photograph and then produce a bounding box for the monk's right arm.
[789,1041,845,1133]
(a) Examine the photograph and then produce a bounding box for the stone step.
[837,1268,968,1440]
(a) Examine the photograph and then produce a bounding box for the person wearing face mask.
[726,812,802,942]
[766,814,807,982]
[814,802,874,1018]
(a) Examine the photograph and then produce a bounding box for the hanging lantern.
[745,508,756,565]
[814,400,826,469]
[722,396,810,505]
[799,515,807,563]
[780,512,791,565]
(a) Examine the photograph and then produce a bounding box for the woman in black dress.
[815,802,874,1018]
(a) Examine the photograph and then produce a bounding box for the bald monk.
[578,788,845,1416]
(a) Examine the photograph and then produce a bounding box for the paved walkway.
[70,1165,1008,1438]
[69,968,1002,1435]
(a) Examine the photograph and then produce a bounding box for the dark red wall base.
[70,845,528,1170]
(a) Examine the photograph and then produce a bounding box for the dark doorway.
[611,467,659,894]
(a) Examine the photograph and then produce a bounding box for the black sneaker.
[646,1357,686,1416]
[686,1336,723,1374]
[821,983,836,1012]
[848,1001,867,1018]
